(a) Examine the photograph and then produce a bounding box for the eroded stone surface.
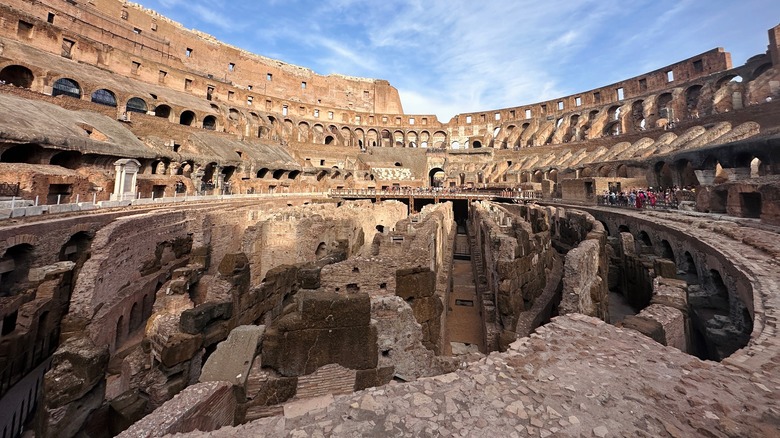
[186,315,779,438]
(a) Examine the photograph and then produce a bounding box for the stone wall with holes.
[0,0,403,116]
[470,201,557,351]
[240,200,407,285]
[312,202,458,377]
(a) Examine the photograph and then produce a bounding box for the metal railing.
[328,188,543,200]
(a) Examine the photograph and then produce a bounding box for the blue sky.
[138,0,779,121]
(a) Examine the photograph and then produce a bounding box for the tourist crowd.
[600,186,695,209]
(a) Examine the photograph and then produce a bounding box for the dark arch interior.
[203,115,217,131]
[0,65,34,88]
[0,244,34,297]
[50,150,83,169]
[155,105,172,118]
[180,111,196,126]
[126,97,148,114]
[1,144,44,164]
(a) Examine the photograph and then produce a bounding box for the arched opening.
[532,170,544,183]
[52,78,81,98]
[324,135,334,145]
[288,170,300,180]
[0,65,34,88]
[657,93,673,120]
[603,120,620,136]
[1,144,44,164]
[126,97,148,114]
[49,150,82,169]
[618,225,630,233]
[0,244,34,297]
[660,240,675,264]
[154,104,172,119]
[129,302,141,332]
[675,159,699,187]
[637,231,653,254]
[376,225,385,233]
[429,167,445,187]
[708,269,729,309]
[316,170,327,181]
[631,100,644,131]
[272,169,285,180]
[90,89,117,107]
[179,110,196,126]
[381,130,392,147]
[716,75,742,89]
[221,166,236,184]
[685,85,703,118]
[257,168,269,179]
[203,115,217,131]
[472,140,482,148]
[143,293,153,320]
[115,315,124,348]
[315,242,327,259]
[654,161,674,189]
[683,251,698,283]
[59,231,92,264]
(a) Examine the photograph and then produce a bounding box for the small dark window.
[593,91,601,103]
[228,63,235,72]
[693,59,703,72]
[47,13,55,24]
[131,61,140,74]
[121,10,128,20]
[185,48,192,57]
[206,86,214,101]
[266,73,272,81]
[184,78,192,91]
[151,22,158,31]
[158,70,167,83]
[61,38,75,58]
[133,27,141,34]
[639,78,647,91]
[301,81,307,89]
[173,143,181,152]
[17,20,34,38]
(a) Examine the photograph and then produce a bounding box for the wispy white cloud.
[134,0,780,120]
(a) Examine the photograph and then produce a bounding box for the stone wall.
[586,207,756,360]
[117,381,236,438]
[470,201,557,350]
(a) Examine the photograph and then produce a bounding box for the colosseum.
[0,1,778,437]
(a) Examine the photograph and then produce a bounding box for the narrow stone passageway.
[447,232,485,353]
